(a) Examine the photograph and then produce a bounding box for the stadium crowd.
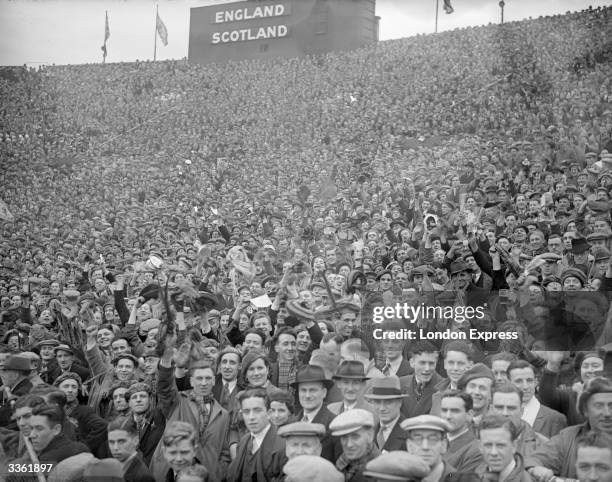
[1,4,612,482]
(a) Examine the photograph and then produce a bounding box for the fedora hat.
[333,360,370,381]
[291,365,334,389]
[364,376,408,400]
[571,237,591,254]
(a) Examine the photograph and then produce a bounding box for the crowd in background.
[1,4,612,482]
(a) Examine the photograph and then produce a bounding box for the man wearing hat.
[402,415,457,482]
[52,344,90,384]
[34,338,60,384]
[328,360,374,416]
[330,408,380,481]
[282,454,344,482]
[365,376,409,452]
[0,354,32,422]
[526,374,612,481]
[363,451,430,482]
[292,364,337,462]
[277,421,326,459]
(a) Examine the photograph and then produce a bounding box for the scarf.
[189,392,215,438]
[336,444,379,481]
[277,359,297,393]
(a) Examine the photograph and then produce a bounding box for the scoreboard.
[188,0,378,64]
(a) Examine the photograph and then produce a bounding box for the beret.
[53,371,83,388]
[282,455,343,482]
[329,408,375,436]
[400,415,451,433]
[363,452,430,481]
[560,267,587,286]
[278,422,326,438]
[457,363,495,390]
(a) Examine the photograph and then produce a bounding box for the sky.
[0,0,609,66]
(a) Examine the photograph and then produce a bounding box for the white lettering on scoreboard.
[211,3,291,45]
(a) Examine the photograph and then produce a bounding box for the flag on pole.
[443,0,454,14]
[102,11,110,59]
[104,11,110,42]
[156,12,168,46]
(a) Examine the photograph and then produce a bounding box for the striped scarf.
[188,392,215,437]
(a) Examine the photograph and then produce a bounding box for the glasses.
[409,434,444,445]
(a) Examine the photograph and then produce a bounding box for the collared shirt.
[343,401,357,412]
[447,426,470,443]
[302,405,323,423]
[498,458,517,482]
[379,415,401,443]
[224,379,237,394]
[521,396,540,427]
[251,423,271,453]
[121,452,138,474]
[384,357,403,376]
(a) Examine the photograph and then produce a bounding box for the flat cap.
[457,363,495,390]
[3,355,32,372]
[400,415,451,433]
[329,409,375,436]
[54,344,74,355]
[283,455,343,482]
[540,253,562,262]
[363,452,430,481]
[277,422,326,438]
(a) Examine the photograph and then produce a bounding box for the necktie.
[248,434,256,454]
[302,414,309,422]
[376,425,386,449]
[220,382,230,407]
[415,381,425,399]
[382,363,391,376]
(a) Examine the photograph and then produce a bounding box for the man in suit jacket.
[378,322,413,377]
[440,390,483,473]
[213,347,242,411]
[507,360,567,438]
[399,341,443,418]
[364,376,408,452]
[227,388,285,482]
[327,360,375,416]
[292,365,337,462]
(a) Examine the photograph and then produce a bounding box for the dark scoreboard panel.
[188,0,378,64]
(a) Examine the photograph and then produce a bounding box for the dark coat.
[296,405,338,462]
[45,359,91,385]
[399,372,443,418]
[380,415,408,452]
[227,425,285,482]
[537,369,583,426]
[33,433,90,463]
[445,429,484,473]
[0,376,33,428]
[67,404,108,457]
[124,452,156,482]
[135,408,166,466]
[212,376,240,412]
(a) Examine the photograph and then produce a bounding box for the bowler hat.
[571,237,591,254]
[291,365,333,389]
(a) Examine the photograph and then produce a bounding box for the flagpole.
[154,4,158,61]
[435,0,439,33]
[103,10,107,64]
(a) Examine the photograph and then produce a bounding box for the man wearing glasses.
[402,414,458,482]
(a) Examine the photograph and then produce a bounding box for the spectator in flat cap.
[274,421,326,476]
[402,415,456,482]
[330,408,379,482]
[363,451,430,482]
[0,355,34,427]
[476,415,532,482]
[430,341,475,416]
[457,363,494,432]
[282,454,344,482]
[51,344,91,388]
[526,376,612,480]
[52,371,108,457]
[364,376,408,452]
